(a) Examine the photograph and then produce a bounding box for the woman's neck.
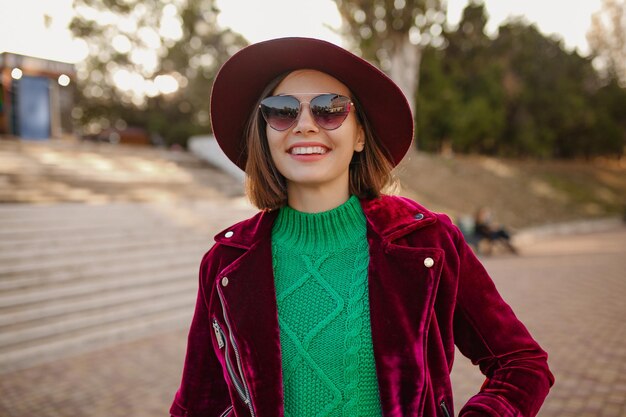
[286,183,351,213]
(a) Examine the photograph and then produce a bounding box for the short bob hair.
[244,72,397,210]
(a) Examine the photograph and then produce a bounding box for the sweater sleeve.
[450,225,555,417]
[170,247,231,417]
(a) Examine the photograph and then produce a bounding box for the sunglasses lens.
[260,96,300,131]
[310,94,352,130]
[260,94,352,131]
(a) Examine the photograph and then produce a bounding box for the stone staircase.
[0,139,255,373]
[0,138,244,204]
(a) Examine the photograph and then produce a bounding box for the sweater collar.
[271,195,366,252]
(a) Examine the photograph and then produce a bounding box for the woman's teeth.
[290,146,327,155]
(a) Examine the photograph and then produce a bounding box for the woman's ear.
[355,126,365,152]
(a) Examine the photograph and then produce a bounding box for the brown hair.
[244,73,397,210]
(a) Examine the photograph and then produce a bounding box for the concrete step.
[0,249,198,292]
[0,276,196,327]
[0,217,178,240]
[0,225,201,252]
[0,201,174,220]
[0,259,198,308]
[0,240,204,279]
[0,139,247,204]
[0,306,193,373]
[0,233,209,268]
[0,213,175,231]
[0,234,208,269]
[0,288,194,349]
[0,201,245,242]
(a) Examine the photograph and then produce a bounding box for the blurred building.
[0,53,75,140]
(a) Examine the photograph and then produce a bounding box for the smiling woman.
[169,37,554,417]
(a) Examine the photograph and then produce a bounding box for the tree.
[443,2,505,154]
[416,2,626,159]
[493,20,615,158]
[417,2,505,154]
[334,0,446,116]
[70,0,246,146]
[587,0,626,87]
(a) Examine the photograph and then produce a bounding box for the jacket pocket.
[212,318,250,407]
[440,400,452,417]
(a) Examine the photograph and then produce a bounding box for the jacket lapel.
[363,197,444,416]
[215,211,285,416]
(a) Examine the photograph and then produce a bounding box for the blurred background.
[0,0,625,416]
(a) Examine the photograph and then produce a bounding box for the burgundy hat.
[210,37,413,170]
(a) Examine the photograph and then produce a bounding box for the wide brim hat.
[210,37,413,170]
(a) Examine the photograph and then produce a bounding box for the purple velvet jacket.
[170,195,554,417]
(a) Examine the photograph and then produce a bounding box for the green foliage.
[416,2,626,158]
[70,0,246,147]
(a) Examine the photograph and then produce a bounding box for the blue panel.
[16,76,50,140]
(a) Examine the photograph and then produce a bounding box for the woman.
[170,37,553,417]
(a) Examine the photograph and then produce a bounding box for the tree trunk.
[388,36,423,115]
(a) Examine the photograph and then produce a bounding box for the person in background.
[474,206,518,254]
[170,37,553,417]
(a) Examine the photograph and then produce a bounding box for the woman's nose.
[292,103,319,133]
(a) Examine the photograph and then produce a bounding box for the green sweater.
[271,196,382,417]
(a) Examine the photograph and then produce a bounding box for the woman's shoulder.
[362,194,458,232]
[196,209,276,275]
[210,209,278,248]
[369,194,432,211]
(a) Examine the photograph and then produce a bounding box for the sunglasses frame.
[259,93,355,131]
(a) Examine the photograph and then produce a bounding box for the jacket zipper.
[217,282,256,417]
[219,405,234,417]
[440,400,451,417]
[212,319,225,349]
[212,319,247,402]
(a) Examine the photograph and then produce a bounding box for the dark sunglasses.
[259,93,354,131]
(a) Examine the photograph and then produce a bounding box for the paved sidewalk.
[1,228,625,417]
[451,228,626,417]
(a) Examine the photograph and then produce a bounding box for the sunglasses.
[259,93,354,131]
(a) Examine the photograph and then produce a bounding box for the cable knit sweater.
[271,196,382,417]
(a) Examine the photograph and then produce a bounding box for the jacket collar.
[213,195,438,249]
[360,195,438,241]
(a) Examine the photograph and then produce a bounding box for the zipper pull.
[212,319,225,349]
[440,400,451,417]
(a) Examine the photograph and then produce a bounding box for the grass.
[395,150,626,229]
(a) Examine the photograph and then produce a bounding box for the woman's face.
[266,69,364,197]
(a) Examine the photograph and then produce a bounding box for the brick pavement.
[451,228,626,417]
[1,227,625,417]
